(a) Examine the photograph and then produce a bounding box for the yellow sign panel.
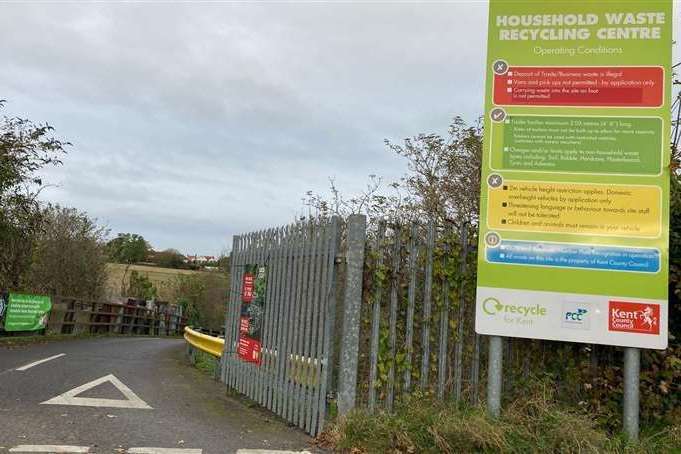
[488,180,661,237]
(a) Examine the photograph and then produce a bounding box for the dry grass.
[105,263,218,300]
[328,384,681,454]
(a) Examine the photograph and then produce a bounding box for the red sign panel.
[241,273,254,303]
[493,66,663,108]
[237,265,266,366]
[608,301,660,335]
[239,316,249,335]
[238,336,261,364]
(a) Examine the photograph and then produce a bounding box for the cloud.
[2,2,675,254]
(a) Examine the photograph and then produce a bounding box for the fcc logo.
[561,301,591,330]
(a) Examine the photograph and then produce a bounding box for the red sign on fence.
[237,265,267,366]
[239,316,249,335]
[238,336,261,364]
[241,273,254,303]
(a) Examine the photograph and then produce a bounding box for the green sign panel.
[4,293,52,332]
[476,0,672,349]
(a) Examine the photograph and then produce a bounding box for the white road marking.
[236,451,311,454]
[41,374,153,409]
[9,445,90,453]
[15,354,66,371]
[128,449,202,454]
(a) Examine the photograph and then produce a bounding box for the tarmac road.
[0,337,315,454]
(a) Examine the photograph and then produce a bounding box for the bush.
[26,204,108,299]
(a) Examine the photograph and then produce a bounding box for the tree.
[0,100,69,290]
[106,233,149,264]
[302,117,482,227]
[173,272,227,330]
[385,116,482,225]
[150,248,185,269]
[106,233,150,296]
[26,205,108,299]
[304,175,412,223]
[124,270,157,301]
[217,253,231,274]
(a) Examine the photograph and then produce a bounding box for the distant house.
[184,255,217,264]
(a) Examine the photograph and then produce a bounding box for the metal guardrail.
[184,326,224,357]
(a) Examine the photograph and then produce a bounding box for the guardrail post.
[337,214,367,417]
[186,343,196,365]
[214,356,222,380]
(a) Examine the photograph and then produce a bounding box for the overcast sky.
[1,2,678,255]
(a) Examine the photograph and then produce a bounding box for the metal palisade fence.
[220,215,484,436]
[357,220,480,412]
[220,213,672,437]
[221,217,343,436]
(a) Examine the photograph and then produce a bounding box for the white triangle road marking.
[40,374,153,409]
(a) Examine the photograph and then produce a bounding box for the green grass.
[326,384,681,454]
[191,348,219,376]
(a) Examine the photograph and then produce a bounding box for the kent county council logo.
[561,302,591,330]
[608,301,660,335]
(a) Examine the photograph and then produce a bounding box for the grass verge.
[191,348,219,376]
[0,333,181,348]
[323,384,681,453]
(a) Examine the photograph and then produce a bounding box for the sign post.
[623,347,641,440]
[486,335,503,418]
[477,0,673,437]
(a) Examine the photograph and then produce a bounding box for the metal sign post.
[623,348,641,441]
[487,335,503,418]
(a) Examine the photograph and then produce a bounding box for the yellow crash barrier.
[184,326,224,357]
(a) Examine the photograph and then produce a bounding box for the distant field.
[105,263,226,301]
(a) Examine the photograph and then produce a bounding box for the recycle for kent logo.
[482,297,503,315]
[482,297,547,317]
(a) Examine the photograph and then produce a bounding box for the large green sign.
[4,293,52,332]
[476,0,672,349]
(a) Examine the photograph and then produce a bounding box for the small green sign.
[4,293,52,332]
